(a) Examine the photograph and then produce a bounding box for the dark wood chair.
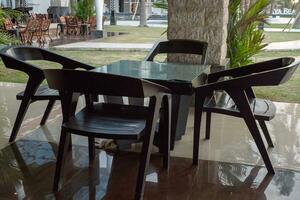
[145,39,208,64]
[43,69,171,200]
[0,46,95,142]
[143,39,208,149]
[193,57,300,174]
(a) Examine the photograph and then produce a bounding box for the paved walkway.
[53,42,154,51]
[53,39,300,52]
[264,40,300,51]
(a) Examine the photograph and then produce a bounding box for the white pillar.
[95,0,104,31]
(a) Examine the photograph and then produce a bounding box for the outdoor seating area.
[1,0,300,200]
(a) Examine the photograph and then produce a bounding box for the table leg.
[170,94,192,150]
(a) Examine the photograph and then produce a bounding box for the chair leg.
[53,130,71,191]
[258,120,274,148]
[161,95,171,169]
[227,90,275,174]
[135,97,159,200]
[9,98,31,142]
[88,137,95,163]
[40,100,56,125]
[193,93,206,165]
[205,112,211,139]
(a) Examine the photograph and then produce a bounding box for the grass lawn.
[98,25,167,43]
[264,23,292,29]
[0,51,147,83]
[264,32,300,43]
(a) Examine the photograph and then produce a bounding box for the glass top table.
[93,60,211,147]
[93,60,210,88]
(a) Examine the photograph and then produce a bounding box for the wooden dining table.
[92,60,211,149]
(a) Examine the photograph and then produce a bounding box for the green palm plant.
[227,0,269,68]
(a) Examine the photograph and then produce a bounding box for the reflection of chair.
[0,46,95,142]
[145,39,208,64]
[193,57,300,174]
[44,69,171,199]
[66,16,80,35]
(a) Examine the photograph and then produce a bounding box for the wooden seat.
[193,57,300,174]
[0,46,94,142]
[204,92,276,121]
[44,69,171,200]
[17,85,59,100]
[63,103,148,140]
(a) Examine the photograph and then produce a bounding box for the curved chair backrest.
[145,39,208,64]
[44,69,170,98]
[206,57,300,89]
[0,46,94,72]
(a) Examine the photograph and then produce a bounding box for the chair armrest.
[207,58,290,83]
[42,50,95,71]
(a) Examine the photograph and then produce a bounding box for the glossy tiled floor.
[0,82,300,199]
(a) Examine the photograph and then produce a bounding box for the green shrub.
[227,0,269,68]
[74,0,95,22]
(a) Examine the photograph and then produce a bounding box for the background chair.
[0,46,95,142]
[44,69,171,200]
[145,39,208,64]
[143,39,208,148]
[193,57,300,174]
[65,16,80,35]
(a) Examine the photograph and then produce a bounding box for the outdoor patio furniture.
[145,39,208,64]
[143,39,208,147]
[18,19,41,44]
[56,16,66,36]
[65,16,80,35]
[0,46,95,142]
[92,60,210,150]
[192,57,300,174]
[44,69,171,200]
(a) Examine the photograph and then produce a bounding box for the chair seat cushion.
[203,92,276,121]
[17,85,59,100]
[62,103,148,140]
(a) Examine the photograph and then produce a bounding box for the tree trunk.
[168,0,229,65]
[139,0,148,27]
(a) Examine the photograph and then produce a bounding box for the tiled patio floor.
[0,82,299,171]
[0,82,300,199]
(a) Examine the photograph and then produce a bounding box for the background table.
[93,60,210,149]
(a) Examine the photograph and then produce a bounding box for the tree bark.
[139,0,148,27]
[168,0,229,65]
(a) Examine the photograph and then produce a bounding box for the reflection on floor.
[0,82,300,199]
[1,136,300,200]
